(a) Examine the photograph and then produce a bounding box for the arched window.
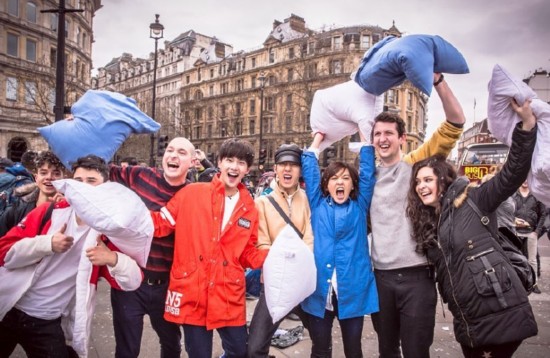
[26,2,37,22]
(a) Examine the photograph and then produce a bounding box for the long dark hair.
[406,155,457,253]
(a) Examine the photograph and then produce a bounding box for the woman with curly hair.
[406,99,538,358]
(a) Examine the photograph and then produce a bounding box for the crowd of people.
[0,73,548,358]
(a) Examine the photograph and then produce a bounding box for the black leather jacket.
[427,123,538,348]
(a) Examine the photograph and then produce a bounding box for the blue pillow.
[38,90,160,169]
[354,35,469,96]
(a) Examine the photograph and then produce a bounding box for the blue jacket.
[301,145,378,319]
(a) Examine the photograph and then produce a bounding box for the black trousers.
[371,266,437,358]
[0,307,78,358]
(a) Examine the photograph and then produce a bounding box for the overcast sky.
[92,0,549,138]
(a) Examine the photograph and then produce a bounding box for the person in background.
[480,173,516,234]
[513,180,546,294]
[406,98,538,357]
[151,138,268,358]
[109,137,195,358]
[247,143,314,358]
[120,157,138,168]
[300,131,377,357]
[187,149,215,183]
[0,151,65,237]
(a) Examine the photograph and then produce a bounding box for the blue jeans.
[111,280,182,358]
[0,307,77,358]
[371,266,437,358]
[183,323,248,358]
[305,295,364,358]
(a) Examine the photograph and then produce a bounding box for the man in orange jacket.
[151,138,268,358]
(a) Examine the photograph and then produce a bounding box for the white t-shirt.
[222,191,240,231]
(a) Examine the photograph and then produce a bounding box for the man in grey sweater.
[369,74,465,357]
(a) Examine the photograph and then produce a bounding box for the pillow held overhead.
[354,34,469,96]
[38,90,160,169]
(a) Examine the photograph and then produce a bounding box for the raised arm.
[302,133,324,207]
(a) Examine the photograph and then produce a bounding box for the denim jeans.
[111,280,182,358]
[304,295,364,358]
[371,266,437,358]
[0,307,77,358]
[183,323,248,358]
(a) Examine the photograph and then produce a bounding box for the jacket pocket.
[466,248,512,297]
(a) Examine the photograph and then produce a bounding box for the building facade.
[94,15,429,175]
[0,0,101,160]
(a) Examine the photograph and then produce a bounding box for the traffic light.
[323,146,336,167]
[259,148,267,165]
[157,135,169,156]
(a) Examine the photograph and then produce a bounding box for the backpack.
[0,166,34,215]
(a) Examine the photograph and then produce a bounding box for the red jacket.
[152,175,268,329]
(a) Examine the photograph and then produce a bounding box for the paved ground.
[10,236,550,357]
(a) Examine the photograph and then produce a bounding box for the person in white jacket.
[0,155,143,358]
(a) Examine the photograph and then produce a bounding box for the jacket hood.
[14,183,39,202]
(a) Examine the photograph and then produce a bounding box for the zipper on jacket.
[435,239,474,347]
[465,248,494,262]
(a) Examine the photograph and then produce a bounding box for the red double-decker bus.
[458,142,509,183]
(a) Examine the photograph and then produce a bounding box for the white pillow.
[487,64,550,206]
[263,225,316,323]
[52,179,153,267]
[310,80,384,151]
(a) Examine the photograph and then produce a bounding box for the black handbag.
[466,198,535,294]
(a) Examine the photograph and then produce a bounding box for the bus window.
[459,143,509,183]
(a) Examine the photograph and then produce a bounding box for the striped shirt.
[110,165,188,280]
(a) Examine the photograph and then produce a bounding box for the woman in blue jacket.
[301,132,378,357]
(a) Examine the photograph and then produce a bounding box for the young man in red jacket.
[151,138,268,358]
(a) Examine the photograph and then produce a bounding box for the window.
[286,94,292,110]
[7,33,19,57]
[268,75,276,86]
[26,39,37,62]
[286,115,292,131]
[82,32,87,50]
[208,107,213,119]
[194,126,202,139]
[8,0,19,16]
[194,108,202,120]
[333,36,342,50]
[24,81,36,104]
[220,104,226,117]
[207,124,212,137]
[361,35,371,49]
[306,63,317,79]
[236,102,242,115]
[234,121,242,136]
[266,97,274,111]
[288,47,295,59]
[50,13,58,32]
[76,27,81,45]
[220,82,228,94]
[26,2,37,22]
[249,119,255,135]
[210,69,214,78]
[6,77,18,101]
[329,59,342,74]
[372,34,380,44]
[407,92,413,109]
[50,47,57,67]
[236,79,243,91]
[209,85,214,96]
[251,76,256,89]
[407,114,412,133]
[186,75,190,84]
[249,99,255,114]
[65,20,69,38]
[251,57,256,68]
[287,68,294,82]
[269,48,275,63]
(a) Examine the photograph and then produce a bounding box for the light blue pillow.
[38,90,160,169]
[354,35,469,96]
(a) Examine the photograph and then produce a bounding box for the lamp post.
[257,71,266,172]
[149,14,164,167]
[41,0,83,121]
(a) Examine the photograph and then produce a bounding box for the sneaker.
[285,313,300,321]
[532,284,541,294]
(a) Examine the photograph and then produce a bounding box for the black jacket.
[428,124,538,348]
[512,190,546,236]
[0,183,38,237]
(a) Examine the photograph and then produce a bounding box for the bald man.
[109,137,195,358]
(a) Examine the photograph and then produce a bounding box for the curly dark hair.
[34,151,64,173]
[320,161,359,200]
[406,155,457,254]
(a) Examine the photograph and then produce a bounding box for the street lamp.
[257,71,266,171]
[149,14,164,167]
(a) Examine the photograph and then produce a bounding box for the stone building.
[94,15,429,175]
[0,0,101,161]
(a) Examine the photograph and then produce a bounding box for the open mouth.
[335,187,345,200]
[167,162,179,169]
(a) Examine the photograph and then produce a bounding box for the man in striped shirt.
[109,137,195,358]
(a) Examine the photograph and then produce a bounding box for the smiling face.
[35,163,64,197]
[372,121,406,167]
[415,166,440,208]
[274,162,301,195]
[326,167,354,204]
[162,137,195,186]
[218,157,250,197]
